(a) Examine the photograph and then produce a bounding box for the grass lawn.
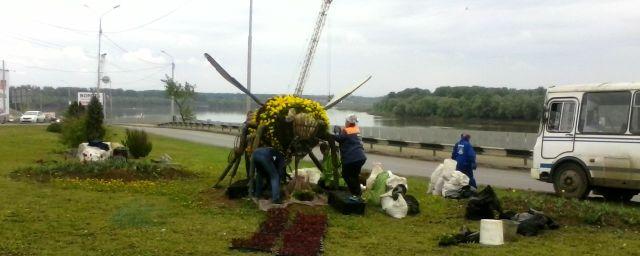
[1,125,639,255]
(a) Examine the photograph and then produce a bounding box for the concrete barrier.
[158,121,534,169]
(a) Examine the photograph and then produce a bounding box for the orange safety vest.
[343,126,360,135]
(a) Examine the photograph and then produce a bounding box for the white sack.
[380,190,409,219]
[433,159,457,196]
[366,163,385,190]
[427,164,444,194]
[442,171,470,198]
[386,171,408,191]
[295,168,322,184]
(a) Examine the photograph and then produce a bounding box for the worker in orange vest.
[333,114,367,196]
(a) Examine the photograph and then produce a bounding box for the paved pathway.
[122,125,554,193]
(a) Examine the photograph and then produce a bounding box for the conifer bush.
[123,129,153,159]
[85,96,105,141]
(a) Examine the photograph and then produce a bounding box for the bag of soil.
[380,191,408,219]
[226,179,250,199]
[514,208,560,236]
[404,195,420,215]
[437,226,479,247]
[465,185,503,220]
[364,171,390,206]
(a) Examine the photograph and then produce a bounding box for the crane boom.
[294,0,333,96]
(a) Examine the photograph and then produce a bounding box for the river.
[112,108,539,133]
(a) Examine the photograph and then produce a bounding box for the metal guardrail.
[158,121,533,165]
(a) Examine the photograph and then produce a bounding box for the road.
[122,125,554,193]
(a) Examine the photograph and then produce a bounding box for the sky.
[0,0,639,97]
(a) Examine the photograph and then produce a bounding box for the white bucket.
[479,219,518,245]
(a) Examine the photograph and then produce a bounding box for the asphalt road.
[122,125,554,193]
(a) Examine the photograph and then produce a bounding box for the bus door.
[542,99,578,159]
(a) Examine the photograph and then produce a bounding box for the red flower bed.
[230,209,328,255]
[278,213,328,256]
[231,208,290,253]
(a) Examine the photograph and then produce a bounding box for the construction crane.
[294,0,333,96]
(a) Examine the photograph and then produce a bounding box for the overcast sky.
[1,0,638,96]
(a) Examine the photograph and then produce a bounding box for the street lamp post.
[246,0,253,113]
[87,4,120,94]
[161,50,175,120]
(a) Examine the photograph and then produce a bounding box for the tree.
[162,76,196,121]
[85,96,105,141]
[65,101,85,119]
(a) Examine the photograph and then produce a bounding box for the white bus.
[531,83,640,201]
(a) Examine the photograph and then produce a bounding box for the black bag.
[404,195,420,216]
[465,186,503,220]
[438,226,479,247]
[226,179,249,199]
[88,140,110,151]
[515,209,560,236]
[328,190,365,215]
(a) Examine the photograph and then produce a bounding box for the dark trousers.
[252,152,281,203]
[460,169,477,188]
[342,159,366,196]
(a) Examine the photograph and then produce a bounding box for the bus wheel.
[553,163,590,199]
[602,189,637,202]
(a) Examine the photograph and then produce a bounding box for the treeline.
[373,86,545,121]
[8,85,377,113]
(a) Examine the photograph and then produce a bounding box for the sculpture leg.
[227,154,242,186]
[213,152,241,188]
[328,137,340,190]
[308,151,325,173]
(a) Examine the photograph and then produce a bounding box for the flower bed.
[230,209,328,256]
[230,208,290,253]
[10,159,194,182]
[278,213,328,256]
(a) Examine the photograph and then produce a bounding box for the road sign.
[77,92,104,106]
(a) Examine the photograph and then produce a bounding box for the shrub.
[123,129,153,159]
[60,117,87,148]
[85,96,105,141]
[65,101,85,119]
[46,122,62,133]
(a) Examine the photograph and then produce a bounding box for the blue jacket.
[454,137,476,172]
[333,126,367,165]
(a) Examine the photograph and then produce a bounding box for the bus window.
[547,101,575,133]
[579,92,631,134]
[631,92,640,134]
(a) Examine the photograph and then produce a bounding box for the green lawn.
[1,125,639,255]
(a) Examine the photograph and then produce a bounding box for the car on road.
[531,82,640,201]
[20,111,46,123]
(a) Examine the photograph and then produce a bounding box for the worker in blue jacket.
[451,134,463,160]
[252,147,287,204]
[333,114,367,196]
[454,134,477,188]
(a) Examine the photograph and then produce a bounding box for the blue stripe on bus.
[544,139,640,144]
[540,163,553,169]
[545,136,640,140]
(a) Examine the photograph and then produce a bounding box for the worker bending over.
[252,147,287,204]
